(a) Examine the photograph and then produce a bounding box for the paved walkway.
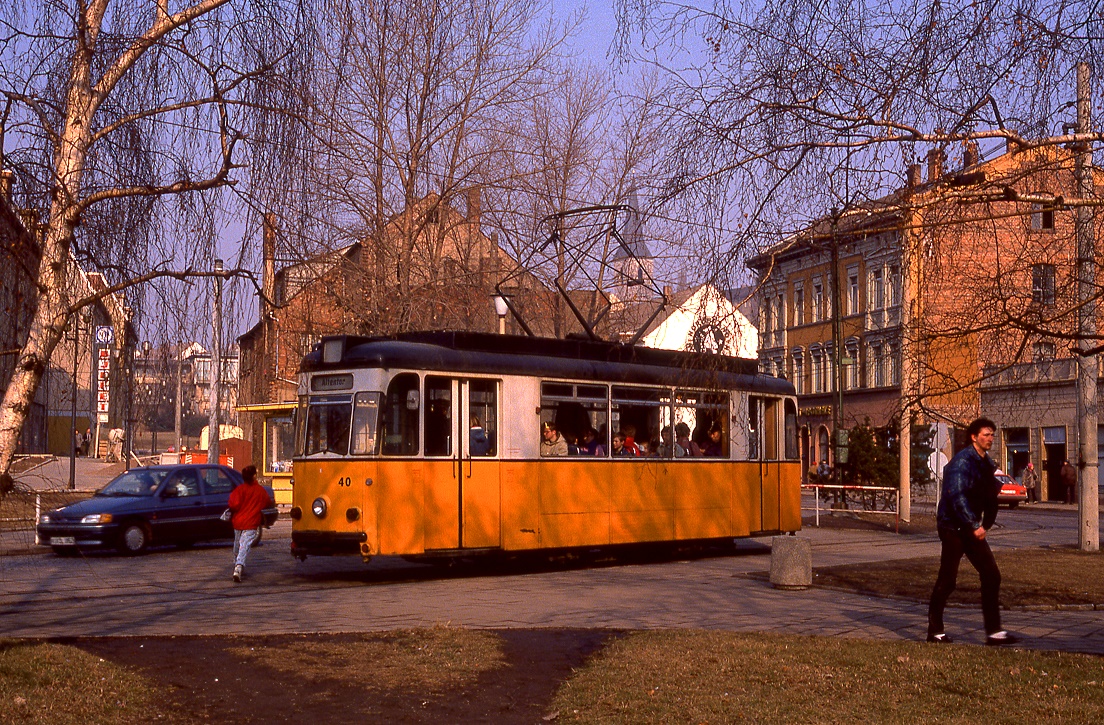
[2,515,1102,655]
[3,457,1101,654]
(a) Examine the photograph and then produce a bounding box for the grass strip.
[549,630,1104,724]
[0,640,161,725]
[815,547,1104,607]
[228,626,506,691]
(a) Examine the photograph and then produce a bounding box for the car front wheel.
[118,523,150,554]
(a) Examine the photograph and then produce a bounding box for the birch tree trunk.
[0,0,237,493]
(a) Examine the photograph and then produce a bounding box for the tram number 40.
[337,477,372,487]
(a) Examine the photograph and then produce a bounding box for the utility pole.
[208,259,223,466]
[68,312,79,490]
[1074,61,1099,552]
[830,211,846,472]
[174,339,183,453]
[898,199,923,523]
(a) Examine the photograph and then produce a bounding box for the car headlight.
[311,497,328,518]
[38,514,51,524]
[80,513,113,525]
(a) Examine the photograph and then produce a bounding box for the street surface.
[2,485,1102,654]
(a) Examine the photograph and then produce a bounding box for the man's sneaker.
[986,631,1020,646]
[926,633,953,643]
[233,565,243,583]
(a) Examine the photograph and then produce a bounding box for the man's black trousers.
[928,526,1002,636]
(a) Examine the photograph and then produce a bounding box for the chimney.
[1006,135,1021,155]
[0,170,12,201]
[926,148,945,182]
[663,285,673,298]
[907,164,923,188]
[262,213,277,318]
[963,141,979,168]
[466,187,481,227]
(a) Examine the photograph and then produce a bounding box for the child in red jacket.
[228,465,272,583]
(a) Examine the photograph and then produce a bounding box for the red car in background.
[995,470,1028,508]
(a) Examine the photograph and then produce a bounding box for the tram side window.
[468,379,498,457]
[748,397,761,460]
[539,382,608,456]
[381,373,419,456]
[611,385,666,457]
[673,390,730,458]
[351,392,382,455]
[424,376,452,457]
[303,395,352,456]
[784,399,799,460]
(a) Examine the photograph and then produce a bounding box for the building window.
[811,348,823,393]
[1031,201,1055,231]
[1034,341,1057,361]
[888,265,901,307]
[773,295,784,345]
[812,280,824,322]
[844,339,860,389]
[869,269,885,311]
[887,342,900,385]
[847,266,860,315]
[792,350,805,394]
[869,342,885,387]
[761,300,772,337]
[793,284,805,326]
[1032,263,1056,305]
[821,343,834,393]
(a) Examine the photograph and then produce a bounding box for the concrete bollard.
[769,535,812,590]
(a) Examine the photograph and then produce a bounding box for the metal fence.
[802,483,900,533]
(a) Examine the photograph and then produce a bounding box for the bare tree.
[0,0,301,491]
[248,0,573,334]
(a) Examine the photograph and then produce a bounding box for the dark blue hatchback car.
[37,464,278,555]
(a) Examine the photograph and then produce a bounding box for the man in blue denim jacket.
[927,417,1019,646]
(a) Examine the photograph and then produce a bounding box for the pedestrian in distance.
[927,417,1019,646]
[227,465,273,583]
[1060,459,1077,505]
[1021,462,1040,504]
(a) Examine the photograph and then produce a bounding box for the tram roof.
[300,331,794,395]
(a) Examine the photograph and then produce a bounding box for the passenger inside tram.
[540,421,569,456]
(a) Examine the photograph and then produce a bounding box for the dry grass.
[815,547,1104,607]
[548,631,1104,724]
[227,626,506,691]
[0,640,161,724]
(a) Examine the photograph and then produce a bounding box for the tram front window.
[303,395,352,456]
[351,392,382,455]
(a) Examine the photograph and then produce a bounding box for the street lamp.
[493,294,509,335]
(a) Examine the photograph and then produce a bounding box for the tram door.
[749,396,782,532]
[423,376,500,550]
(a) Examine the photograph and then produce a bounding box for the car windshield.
[97,469,171,496]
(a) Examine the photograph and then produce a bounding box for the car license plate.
[51,536,76,546]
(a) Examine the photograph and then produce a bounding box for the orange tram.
[289,331,801,563]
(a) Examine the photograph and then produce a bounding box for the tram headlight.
[311,497,328,518]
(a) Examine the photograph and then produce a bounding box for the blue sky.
[555,0,621,67]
